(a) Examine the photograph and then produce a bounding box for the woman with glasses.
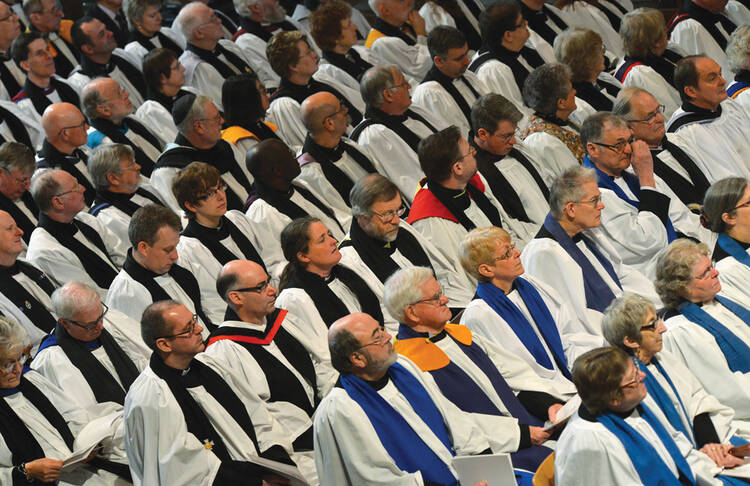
[123,0,185,64]
[458,226,599,390]
[656,239,750,422]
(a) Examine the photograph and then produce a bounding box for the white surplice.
[668,18,733,83]
[67,50,146,108]
[367,31,432,85]
[411,70,488,136]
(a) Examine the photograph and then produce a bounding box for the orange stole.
[365,29,386,49]
[393,324,473,371]
[221,122,278,144]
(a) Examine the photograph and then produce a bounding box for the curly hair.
[620,8,666,58]
[554,27,603,83]
[654,239,710,308]
[267,30,307,79]
[310,1,351,52]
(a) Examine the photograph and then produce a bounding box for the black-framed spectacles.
[410,290,445,307]
[157,314,199,340]
[734,200,750,211]
[641,317,661,332]
[197,183,227,201]
[455,145,477,163]
[592,136,635,154]
[231,280,270,294]
[627,105,665,124]
[58,119,88,136]
[492,243,516,261]
[54,183,83,198]
[66,304,108,331]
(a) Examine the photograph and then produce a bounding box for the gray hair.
[470,93,522,134]
[88,144,136,191]
[176,94,211,135]
[580,112,628,155]
[234,0,260,17]
[549,166,598,218]
[80,82,107,121]
[51,282,101,321]
[522,63,573,116]
[123,0,162,31]
[23,0,46,16]
[0,141,35,173]
[0,316,28,358]
[612,86,653,120]
[702,177,749,233]
[141,300,181,352]
[727,25,750,74]
[173,2,207,42]
[654,239,710,308]
[383,267,434,322]
[350,174,401,218]
[29,168,61,213]
[601,293,655,351]
[360,65,397,108]
[329,325,362,373]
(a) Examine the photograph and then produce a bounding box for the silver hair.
[702,177,749,233]
[0,141,35,173]
[123,0,162,31]
[176,94,212,135]
[727,25,750,74]
[360,65,397,108]
[383,267,434,323]
[0,316,29,358]
[173,2,208,42]
[23,0,45,16]
[522,63,573,116]
[29,168,61,213]
[654,239,710,308]
[234,0,261,17]
[548,166,598,218]
[51,282,101,321]
[88,144,136,191]
[612,86,653,120]
[80,82,108,121]
[579,112,629,155]
[601,293,655,351]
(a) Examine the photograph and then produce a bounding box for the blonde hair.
[620,8,666,58]
[459,226,510,281]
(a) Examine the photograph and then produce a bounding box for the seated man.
[27,168,126,299]
[521,166,661,335]
[412,26,488,136]
[387,266,569,479]
[365,0,431,82]
[297,91,381,220]
[88,143,164,246]
[173,1,253,112]
[37,102,95,205]
[340,173,475,311]
[581,111,714,278]
[614,87,710,208]
[152,93,252,213]
[123,300,297,485]
[0,141,38,243]
[10,31,80,120]
[352,65,440,201]
[0,1,26,101]
[0,210,56,350]
[82,77,164,178]
[87,0,129,48]
[245,139,347,242]
[24,0,79,77]
[556,346,740,485]
[106,204,216,336]
[314,311,496,485]
[666,56,750,182]
[266,30,364,149]
[68,16,147,107]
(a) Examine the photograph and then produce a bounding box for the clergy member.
[0,142,38,245]
[24,0,79,77]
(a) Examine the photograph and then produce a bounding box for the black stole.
[130,29,184,56]
[77,54,148,101]
[428,178,504,230]
[650,137,710,206]
[592,1,623,31]
[0,260,56,333]
[186,43,251,80]
[469,45,543,91]
[0,104,32,149]
[146,88,192,115]
[90,187,164,217]
[242,120,281,141]
[667,102,722,133]
[522,3,567,45]
[271,78,362,125]
[669,1,736,49]
[340,218,434,283]
[0,191,38,244]
[371,17,417,46]
[122,250,215,330]
[235,16,298,42]
[350,107,438,151]
[181,216,266,270]
[300,134,376,205]
[51,322,139,405]
[0,55,21,99]
[421,65,481,126]
[87,4,128,47]
[251,181,344,233]
[572,80,619,112]
[15,77,80,116]
[36,139,95,205]
[283,265,384,326]
[616,50,682,87]
[37,213,119,288]
[88,117,163,177]
[45,33,77,78]
[322,49,373,81]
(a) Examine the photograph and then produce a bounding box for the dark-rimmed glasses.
[231,280,270,294]
[66,304,108,331]
[592,136,635,154]
[157,314,199,340]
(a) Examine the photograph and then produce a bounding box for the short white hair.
[383,267,434,323]
[173,2,209,42]
[0,317,28,358]
[51,282,101,321]
[727,25,750,74]
[234,0,260,17]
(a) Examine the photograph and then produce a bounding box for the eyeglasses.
[370,204,406,222]
[38,4,61,15]
[197,13,221,28]
[197,182,227,200]
[641,317,661,332]
[0,11,17,22]
[355,327,391,350]
[510,18,527,30]
[197,113,222,125]
[66,304,108,332]
[620,359,642,389]
[455,145,477,163]
[54,183,84,198]
[120,160,140,172]
[0,354,27,374]
[627,105,665,125]
[231,280,270,294]
[575,195,602,207]
[325,101,348,121]
[2,168,31,186]
[157,314,199,340]
[734,200,750,211]
[493,242,516,261]
[58,119,89,136]
[387,80,410,91]
[410,290,446,307]
[591,136,635,155]
[491,128,519,143]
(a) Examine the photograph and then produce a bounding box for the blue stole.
[583,156,677,242]
[678,298,750,373]
[476,279,572,380]
[727,81,750,98]
[542,213,621,312]
[0,366,31,397]
[339,362,458,486]
[717,233,750,267]
[638,356,695,446]
[597,403,696,486]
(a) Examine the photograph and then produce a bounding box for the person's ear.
[19,59,30,73]
[106,172,121,187]
[227,290,243,307]
[296,251,311,265]
[136,240,151,258]
[80,43,94,57]
[433,55,445,69]
[622,336,640,351]
[721,211,736,227]
[683,84,698,101]
[155,337,172,354]
[476,128,490,142]
[183,200,200,214]
[349,350,367,369]
[477,262,494,279]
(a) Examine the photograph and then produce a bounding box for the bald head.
[329,312,392,375]
[42,102,85,138]
[217,259,266,301]
[301,91,340,133]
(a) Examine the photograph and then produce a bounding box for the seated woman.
[656,238,750,422]
[220,72,280,155]
[0,316,126,485]
[552,0,624,56]
[556,346,744,486]
[554,28,622,115]
[123,0,185,63]
[274,216,397,336]
[521,63,584,184]
[603,293,750,455]
[459,226,597,393]
[615,8,682,118]
[703,177,750,306]
[727,26,750,111]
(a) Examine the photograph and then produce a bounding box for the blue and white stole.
[339,362,458,486]
[637,356,695,445]
[583,155,677,242]
[717,233,750,267]
[476,278,571,379]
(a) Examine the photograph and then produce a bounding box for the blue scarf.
[638,356,695,446]
[339,362,457,486]
[583,156,677,242]
[717,233,750,267]
[678,298,750,373]
[542,213,621,312]
[597,403,696,486]
[476,278,571,379]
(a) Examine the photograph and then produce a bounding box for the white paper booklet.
[543,394,582,431]
[452,452,517,486]
[61,411,121,472]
